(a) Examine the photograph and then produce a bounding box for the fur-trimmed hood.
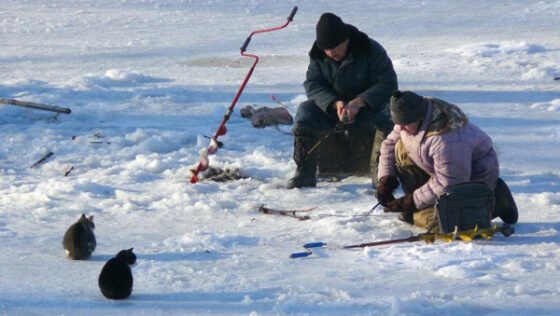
[309,24,372,60]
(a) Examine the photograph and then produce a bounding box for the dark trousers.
[291,100,393,185]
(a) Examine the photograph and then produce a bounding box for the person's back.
[376,91,517,229]
[389,97,499,208]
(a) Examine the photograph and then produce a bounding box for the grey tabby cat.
[62,214,96,260]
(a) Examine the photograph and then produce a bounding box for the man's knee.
[292,100,334,136]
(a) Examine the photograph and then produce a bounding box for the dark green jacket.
[304,25,398,114]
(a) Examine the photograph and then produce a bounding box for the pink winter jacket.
[377,98,499,209]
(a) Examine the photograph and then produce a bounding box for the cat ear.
[128,248,134,252]
[80,214,86,219]
[89,215,94,222]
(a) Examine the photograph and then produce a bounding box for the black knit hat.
[316,13,349,49]
[390,90,427,125]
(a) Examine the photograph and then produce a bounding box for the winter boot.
[493,178,518,224]
[287,136,318,189]
[398,211,414,225]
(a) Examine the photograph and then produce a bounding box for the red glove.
[384,194,417,213]
[375,175,399,207]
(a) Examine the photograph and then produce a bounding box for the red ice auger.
[190,7,298,184]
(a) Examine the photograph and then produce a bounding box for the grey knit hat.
[390,90,427,125]
[316,13,349,50]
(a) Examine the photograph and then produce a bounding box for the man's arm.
[358,42,398,113]
[303,60,339,113]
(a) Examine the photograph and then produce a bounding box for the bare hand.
[334,101,348,123]
[344,98,366,123]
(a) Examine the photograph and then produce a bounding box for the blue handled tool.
[289,242,327,258]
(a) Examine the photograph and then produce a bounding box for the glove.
[384,193,417,213]
[375,175,399,206]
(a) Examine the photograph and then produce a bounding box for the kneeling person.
[376,90,518,230]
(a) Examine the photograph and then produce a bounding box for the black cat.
[98,248,137,300]
[62,214,96,260]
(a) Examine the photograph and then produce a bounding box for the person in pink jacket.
[376,90,517,229]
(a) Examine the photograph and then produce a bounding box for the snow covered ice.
[1,1,559,315]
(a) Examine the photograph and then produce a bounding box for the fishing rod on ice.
[258,202,382,221]
[190,7,298,184]
[289,224,515,258]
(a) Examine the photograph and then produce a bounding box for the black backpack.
[435,181,494,233]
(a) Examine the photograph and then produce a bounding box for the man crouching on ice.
[376,90,518,230]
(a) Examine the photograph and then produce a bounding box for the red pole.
[190,7,297,183]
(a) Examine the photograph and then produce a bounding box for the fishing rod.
[258,202,382,221]
[290,224,515,258]
[305,106,352,156]
[190,7,298,184]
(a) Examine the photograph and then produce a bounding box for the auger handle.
[287,6,298,21]
[240,6,298,52]
[240,37,252,53]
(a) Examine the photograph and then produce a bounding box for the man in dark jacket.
[287,12,398,189]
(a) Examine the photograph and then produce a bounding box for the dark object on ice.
[98,248,136,300]
[64,166,74,176]
[258,204,314,221]
[436,181,494,234]
[493,178,519,224]
[62,214,96,260]
[201,166,248,182]
[30,151,54,169]
[71,133,112,144]
[240,105,293,128]
[0,97,71,114]
[554,76,560,81]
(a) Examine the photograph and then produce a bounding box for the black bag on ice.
[436,181,494,233]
